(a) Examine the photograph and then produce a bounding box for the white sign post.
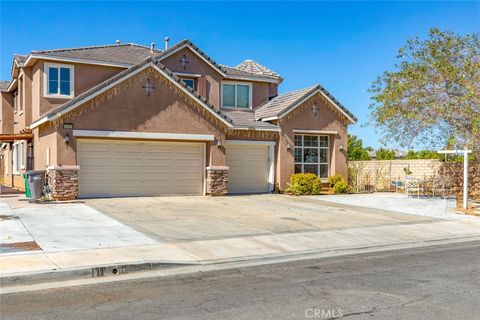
[438,149,472,209]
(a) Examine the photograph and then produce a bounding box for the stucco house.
[0,39,356,199]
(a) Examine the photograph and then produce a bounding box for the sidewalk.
[2,217,480,278]
[2,194,480,288]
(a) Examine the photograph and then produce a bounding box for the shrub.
[333,180,349,194]
[328,174,344,188]
[286,173,322,195]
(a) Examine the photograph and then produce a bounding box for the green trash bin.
[23,173,31,198]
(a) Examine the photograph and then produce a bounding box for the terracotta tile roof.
[0,80,10,92]
[221,109,279,130]
[234,60,282,80]
[254,84,357,123]
[14,54,27,66]
[32,43,161,65]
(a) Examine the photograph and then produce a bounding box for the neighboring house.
[0,39,356,199]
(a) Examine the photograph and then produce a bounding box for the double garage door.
[78,139,272,197]
[78,140,204,197]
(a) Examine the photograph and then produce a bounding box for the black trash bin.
[26,170,46,200]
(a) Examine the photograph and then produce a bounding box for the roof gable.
[157,40,282,83]
[29,58,234,129]
[254,84,357,124]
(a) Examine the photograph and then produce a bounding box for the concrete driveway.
[86,194,435,243]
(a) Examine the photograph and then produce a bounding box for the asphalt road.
[2,241,480,320]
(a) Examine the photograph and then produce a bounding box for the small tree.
[347,134,371,161]
[369,28,480,161]
[376,148,396,160]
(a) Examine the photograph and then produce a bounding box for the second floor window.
[45,63,74,97]
[181,78,195,89]
[222,83,251,109]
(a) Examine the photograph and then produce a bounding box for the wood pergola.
[0,129,33,143]
[0,133,34,142]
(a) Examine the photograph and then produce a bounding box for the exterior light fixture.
[339,144,344,151]
[286,143,291,150]
[217,139,223,147]
[64,133,70,144]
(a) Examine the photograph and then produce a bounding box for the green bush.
[332,180,349,194]
[286,173,322,195]
[327,174,344,188]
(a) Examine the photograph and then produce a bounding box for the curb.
[0,261,198,288]
[2,235,480,293]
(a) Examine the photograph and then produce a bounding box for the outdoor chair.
[404,176,424,198]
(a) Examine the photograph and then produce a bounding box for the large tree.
[369,28,480,161]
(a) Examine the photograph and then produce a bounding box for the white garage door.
[226,144,272,194]
[78,139,204,197]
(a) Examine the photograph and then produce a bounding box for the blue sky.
[1,1,478,148]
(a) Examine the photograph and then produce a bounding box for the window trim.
[221,81,253,109]
[294,134,330,179]
[44,62,75,98]
[12,141,25,175]
[13,91,18,113]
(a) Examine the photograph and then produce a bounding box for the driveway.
[308,192,472,220]
[86,194,435,243]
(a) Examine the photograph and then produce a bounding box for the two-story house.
[0,39,356,200]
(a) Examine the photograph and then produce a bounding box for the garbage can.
[26,170,46,200]
[23,173,31,198]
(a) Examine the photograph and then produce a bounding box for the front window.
[294,135,329,178]
[45,63,74,97]
[12,141,25,174]
[222,83,251,108]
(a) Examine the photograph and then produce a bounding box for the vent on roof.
[165,37,170,50]
[150,42,155,53]
[115,40,121,44]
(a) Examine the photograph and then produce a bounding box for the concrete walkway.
[309,193,469,220]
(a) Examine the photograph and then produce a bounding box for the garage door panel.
[226,144,271,194]
[78,140,204,197]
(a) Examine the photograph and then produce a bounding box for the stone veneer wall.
[206,166,228,196]
[47,166,79,201]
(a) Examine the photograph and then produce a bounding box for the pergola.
[438,149,473,209]
[0,133,34,142]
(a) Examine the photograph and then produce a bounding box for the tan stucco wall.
[0,92,14,134]
[13,68,33,133]
[34,60,124,119]
[161,48,276,109]
[277,94,349,189]
[33,125,58,170]
[52,69,228,168]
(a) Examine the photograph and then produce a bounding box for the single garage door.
[78,139,204,197]
[226,144,271,194]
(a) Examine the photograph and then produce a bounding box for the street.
[2,241,480,320]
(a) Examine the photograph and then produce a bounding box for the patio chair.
[404,176,424,198]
